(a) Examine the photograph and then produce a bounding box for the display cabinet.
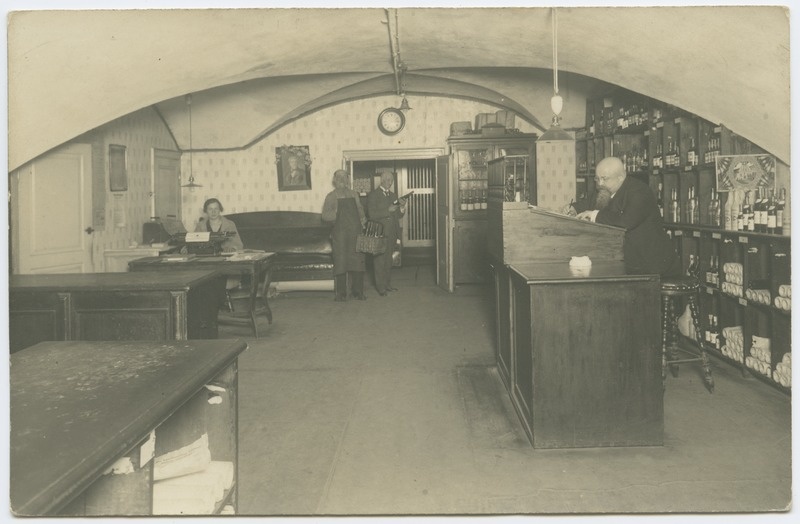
[438,133,536,288]
[488,155,532,204]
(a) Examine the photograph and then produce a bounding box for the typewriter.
[143,217,235,256]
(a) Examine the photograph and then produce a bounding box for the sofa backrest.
[227,211,332,254]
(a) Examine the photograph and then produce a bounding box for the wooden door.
[435,155,453,291]
[152,149,181,220]
[13,143,93,274]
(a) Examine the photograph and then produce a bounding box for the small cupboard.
[10,339,246,516]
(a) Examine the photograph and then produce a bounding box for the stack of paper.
[153,433,211,481]
[152,460,235,515]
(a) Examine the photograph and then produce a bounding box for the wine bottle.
[669,188,679,223]
[709,187,721,227]
[687,137,696,167]
[723,191,733,230]
[657,182,664,217]
[776,187,785,235]
[737,203,744,231]
[666,136,674,167]
[743,190,754,231]
[392,191,414,206]
[687,186,699,225]
[753,187,764,233]
[767,188,777,234]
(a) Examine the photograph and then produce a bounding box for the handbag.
[356,220,387,255]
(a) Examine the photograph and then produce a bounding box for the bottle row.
[657,183,787,233]
[459,189,489,211]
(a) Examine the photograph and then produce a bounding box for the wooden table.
[128,252,275,338]
[506,261,663,448]
[10,339,248,516]
[9,271,224,353]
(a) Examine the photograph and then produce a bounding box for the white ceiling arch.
[8,6,790,170]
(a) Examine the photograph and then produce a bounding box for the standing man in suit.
[565,156,679,276]
[367,172,406,296]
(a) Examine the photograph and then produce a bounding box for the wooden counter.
[506,261,662,448]
[9,270,225,352]
[10,339,247,516]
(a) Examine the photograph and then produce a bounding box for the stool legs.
[688,294,715,393]
[661,292,715,393]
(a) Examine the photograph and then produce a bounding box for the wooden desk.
[507,261,663,448]
[9,271,224,353]
[128,252,275,337]
[10,339,247,516]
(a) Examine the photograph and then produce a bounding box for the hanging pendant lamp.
[181,94,203,191]
[539,8,572,142]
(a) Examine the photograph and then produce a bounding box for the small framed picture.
[108,144,128,192]
[276,145,312,191]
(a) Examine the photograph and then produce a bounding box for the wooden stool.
[661,277,715,393]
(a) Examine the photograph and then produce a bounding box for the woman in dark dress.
[321,170,367,301]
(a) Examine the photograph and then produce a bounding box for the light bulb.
[551,94,563,117]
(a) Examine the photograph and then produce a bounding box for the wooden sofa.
[226,211,334,284]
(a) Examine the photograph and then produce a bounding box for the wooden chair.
[219,272,273,338]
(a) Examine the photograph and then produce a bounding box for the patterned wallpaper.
[85,107,178,271]
[179,95,538,227]
[536,140,577,212]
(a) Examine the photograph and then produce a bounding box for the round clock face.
[378,108,405,135]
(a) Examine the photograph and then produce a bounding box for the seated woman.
[196,198,244,253]
[195,198,245,307]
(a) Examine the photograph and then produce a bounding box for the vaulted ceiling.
[7,6,790,171]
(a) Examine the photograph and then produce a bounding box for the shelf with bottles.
[575,134,611,176]
[668,225,791,393]
[585,91,653,138]
[457,181,489,213]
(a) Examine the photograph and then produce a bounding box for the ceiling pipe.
[384,8,403,97]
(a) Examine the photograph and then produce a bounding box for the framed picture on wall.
[276,145,312,191]
[715,153,775,192]
[108,144,128,192]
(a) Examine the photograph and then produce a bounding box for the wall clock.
[377,107,405,136]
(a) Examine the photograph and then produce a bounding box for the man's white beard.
[595,187,613,209]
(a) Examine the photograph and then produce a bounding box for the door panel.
[436,155,453,291]
[153,149,181,219]
[15,143,93,274]
[397,159,435,248]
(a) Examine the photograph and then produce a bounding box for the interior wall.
[79,107,178,270]
[179,95,538,227]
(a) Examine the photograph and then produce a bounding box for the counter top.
[507,261,658,284]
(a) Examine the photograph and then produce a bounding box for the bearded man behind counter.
[565,156,680,277]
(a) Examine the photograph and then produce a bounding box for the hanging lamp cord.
[552,7,559,96]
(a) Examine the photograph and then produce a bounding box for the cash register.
[142,217,235,256]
